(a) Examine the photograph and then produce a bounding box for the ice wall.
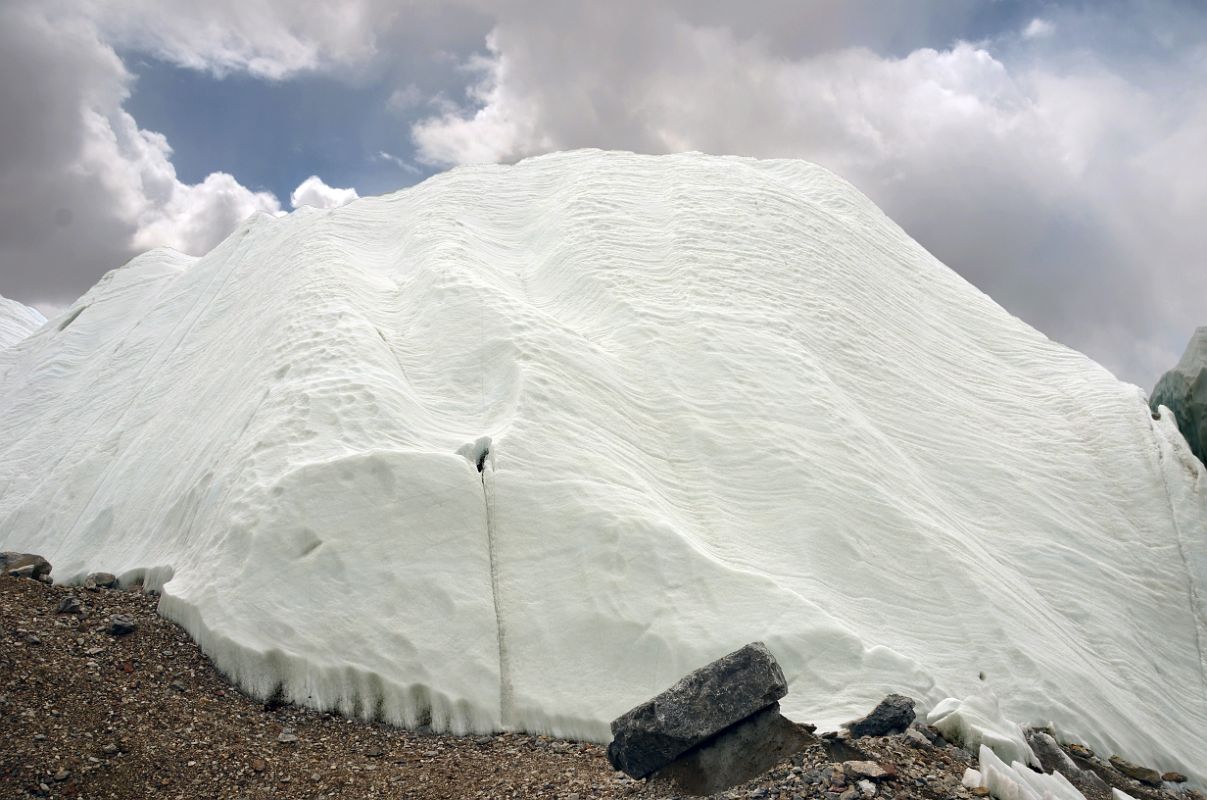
[0,151,1203,780]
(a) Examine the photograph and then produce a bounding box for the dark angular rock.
[1150,327,1207,466]
[1026,730,1080,776]
[1109,755,1162,786]
[606,642,788,779]
[56,596,82,615]
[108,614,137,636]
[649,703,811,796]
[844,694,916,738]
[1,552,51,580]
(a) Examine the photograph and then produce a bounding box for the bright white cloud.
[76,105,281,255]
[1023,18,1055,39]
[83,0,378,79]
[412,32,552,166]
[290,175,360,209]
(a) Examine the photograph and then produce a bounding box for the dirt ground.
[1,574,1199,800]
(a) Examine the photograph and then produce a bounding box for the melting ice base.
[0,151,1204,781]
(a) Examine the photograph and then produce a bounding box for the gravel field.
[1,574,1200,800]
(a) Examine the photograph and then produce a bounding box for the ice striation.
[0,150,1204,782]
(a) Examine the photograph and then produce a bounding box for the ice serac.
[1150,327,1207,466]
[0,294,45,350]
[0,151,1204,781]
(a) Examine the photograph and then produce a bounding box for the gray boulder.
[1,552,51,580]
[1150,327,1207,466]
[844,694,916,738]
[649,703,812,795]
[606,642,788,779]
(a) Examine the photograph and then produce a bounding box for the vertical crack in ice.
[478,445,513,727]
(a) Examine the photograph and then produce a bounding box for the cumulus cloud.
[290,175,360,209]
[406,5,1207,385]
[2,0,1204,387]
[82,0,378,80]
[0,1,282,306]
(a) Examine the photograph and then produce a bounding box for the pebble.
[53,769,69,782]
[277,729,299,744]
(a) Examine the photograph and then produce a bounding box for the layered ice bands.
[0,150,1204,781]
[0,294,45,350]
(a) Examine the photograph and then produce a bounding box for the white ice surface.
[0,294,45,351]
[0,151,1204,779]
[969,745,1086,800]
[928,692,1037,768]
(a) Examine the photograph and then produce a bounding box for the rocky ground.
[1,573,1202,800]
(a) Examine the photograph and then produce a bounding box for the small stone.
[251,758,266,772]
[1163,772,1188,783]
[1066,743,1094,759]
[53,769,69,782]
[33,734,46,741]
[1109,755,1162,786]
[108,615,136,636]
[56,596,81,615]
[972,787,990,796]
[858,779,876,797]
[364,746,385,757]
[85,572,118,590]
[84,646,105,656]
[277,730,298,744]
[101,743,118,755]
[844,761,889,781]
[903,729,931,748]
[26,633,41,645]
[839,788,858,800]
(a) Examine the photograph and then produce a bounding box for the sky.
[0,0,1204,388]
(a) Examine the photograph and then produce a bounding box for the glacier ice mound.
[0,150,1204,780]
[0,294,45,350]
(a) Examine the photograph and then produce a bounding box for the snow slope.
[0,294,45,350]
[0,150,1204,780]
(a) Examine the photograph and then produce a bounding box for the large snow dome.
[1,151,1203,780]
